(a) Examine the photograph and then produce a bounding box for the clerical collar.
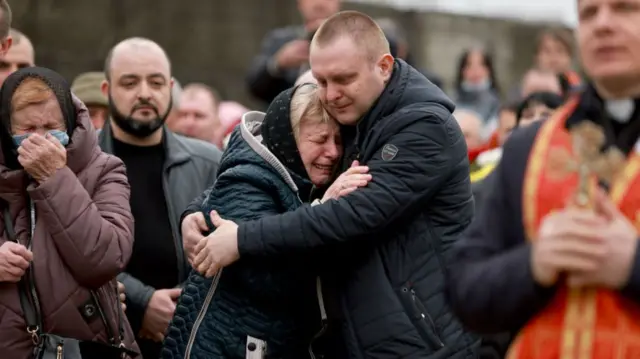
[605,98,635,123]
[565,83,640,156]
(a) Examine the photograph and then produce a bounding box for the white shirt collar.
[605,99,635,123]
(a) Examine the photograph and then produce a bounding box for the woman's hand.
[321,161,372,203]
[181,212,209,266]
[17,133,67,183]
[117,281,126,311]
[0,242,32,282]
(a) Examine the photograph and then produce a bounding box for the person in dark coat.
[245,0,341,105]
[161,83,371,359]
[183,11,479,359]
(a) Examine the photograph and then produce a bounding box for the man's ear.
[0,36,12,57]
[378,53,394,81]
[100,80,109,97]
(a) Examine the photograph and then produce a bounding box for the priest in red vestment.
[447,0,640,358]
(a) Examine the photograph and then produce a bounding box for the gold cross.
[547,121,626,207]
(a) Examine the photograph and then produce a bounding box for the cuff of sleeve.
[139,286,155,309]
[621,240,640,301]
[237,221,264,257]
[179,209,197,230]
[28,166,75,200]
[522,244,557,301]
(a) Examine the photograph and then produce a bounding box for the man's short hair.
[0,0,12,40]
[103,37,171,81]
[312,11,390,60]
[182,83,220,109]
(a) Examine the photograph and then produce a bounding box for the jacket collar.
[98,120,190,167]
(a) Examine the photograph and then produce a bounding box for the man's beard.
[108,94,172,138]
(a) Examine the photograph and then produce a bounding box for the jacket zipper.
[308,277,328,359]
[410,289,444,348]
[308,185,317,202]
[56,344,63,359]
[292,195,328,359]
[184,269,223,359]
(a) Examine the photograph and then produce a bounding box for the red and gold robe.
[506,97,640,359]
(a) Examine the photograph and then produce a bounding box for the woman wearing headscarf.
[0,67,138,358]
[162,83,371,359]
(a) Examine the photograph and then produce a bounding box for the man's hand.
[140,288,181,342]
[0,241,32,282]
[17,133,66,183]
[321,161,371,202]
[182,212,209,266]
[531,208,608,287]
[274,40,310,69]
[194,211,240,278]
[117,281,126,312]
[567,189,639,289]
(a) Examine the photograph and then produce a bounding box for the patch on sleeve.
[381,144,399,161]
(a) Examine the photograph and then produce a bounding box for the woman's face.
[463,50,490,84]
[297,119,342,187]
[536,35,572,74]
[11,92,66,136]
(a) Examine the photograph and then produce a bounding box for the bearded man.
[98,37,221,359]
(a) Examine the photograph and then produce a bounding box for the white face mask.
[461,79,491,93]
[605,99,634,123]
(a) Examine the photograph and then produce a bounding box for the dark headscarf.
[515,91,564,126]
[0,67,76,169]
[261,83,317,181]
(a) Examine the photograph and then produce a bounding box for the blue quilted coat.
[161,112,321,359]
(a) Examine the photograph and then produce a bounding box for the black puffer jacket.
[231,60,478,358]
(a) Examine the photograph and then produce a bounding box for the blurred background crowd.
[8,0,580,167]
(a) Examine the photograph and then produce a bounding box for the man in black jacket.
[186,11,479,358]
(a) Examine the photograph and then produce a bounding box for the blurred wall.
[10,0,564,109]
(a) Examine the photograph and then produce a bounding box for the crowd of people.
[0,0,639,358]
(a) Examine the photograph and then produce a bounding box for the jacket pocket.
[399,286,445,351]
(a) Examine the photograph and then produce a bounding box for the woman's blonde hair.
[290,83,333,140]
[11,77,55,113]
